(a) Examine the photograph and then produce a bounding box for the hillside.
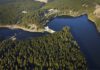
[0,27,87,70]
[0,0,44,28]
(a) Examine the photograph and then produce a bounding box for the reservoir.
[0,15,100,69]
[47,15,100,69]
[0,28,47,40]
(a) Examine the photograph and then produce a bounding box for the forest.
[0,27,87,70]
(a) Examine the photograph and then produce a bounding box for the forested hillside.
[0,0,44,28]
[0,27,87,70]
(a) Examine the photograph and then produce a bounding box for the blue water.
[0,15,100,69]
[0,28,47,40]
[47,15,100,69]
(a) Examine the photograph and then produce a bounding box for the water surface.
[0,28,47,40]
[48,15,100,69]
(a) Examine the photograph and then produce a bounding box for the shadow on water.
[47,15,100,70]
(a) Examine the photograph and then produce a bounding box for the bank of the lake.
[0,24,55,40]
[0,25,44,32]
[0,24,55,33]
[45,13,100,34]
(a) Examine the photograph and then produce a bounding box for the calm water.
[48,15,100,69]
[0,15,100,69]
[0,28,47,40]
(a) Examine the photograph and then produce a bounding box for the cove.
[0,27,48,40]
[47,15,100,69]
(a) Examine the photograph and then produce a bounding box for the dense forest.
[0,27,87,70]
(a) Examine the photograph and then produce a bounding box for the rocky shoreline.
[0,25,55,33]
[0,25,44,32]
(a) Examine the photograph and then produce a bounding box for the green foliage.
[0,27,87,70]
[0,0,43,25]
[0,0,100,29]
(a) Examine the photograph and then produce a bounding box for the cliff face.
[35,0,48,3]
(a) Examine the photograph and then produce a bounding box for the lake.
[47,15,100,70]
[0,27,48,40]
[0,15,100,69]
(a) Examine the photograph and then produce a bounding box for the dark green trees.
[0,27,87,70]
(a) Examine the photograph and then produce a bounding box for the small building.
[45,9,59,16]
[22,11,28,14]
[35,0,48,3]
[45,26,55,33]
[45,26,50,31]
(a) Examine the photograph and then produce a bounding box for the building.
[35,0,48,3]
[22,11,28,14]
[44,9,59,16]
[45,26,55,33]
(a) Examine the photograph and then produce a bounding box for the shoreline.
[0,25,44,33]
[0,25,55,33]
[46,14,100,33]
[0,14,99,34]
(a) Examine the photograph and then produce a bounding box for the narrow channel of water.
[47,15,100,69]
[0,27,48,40]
